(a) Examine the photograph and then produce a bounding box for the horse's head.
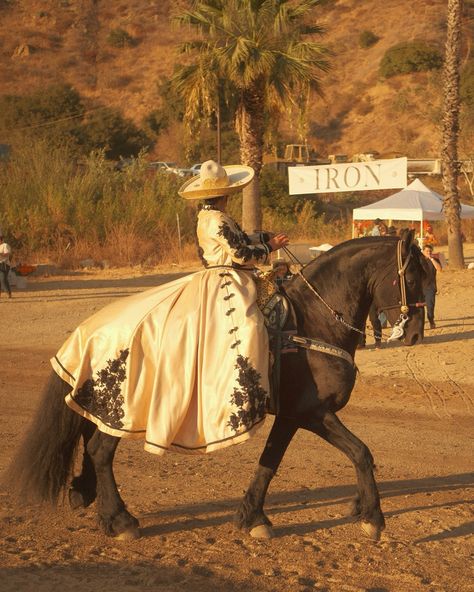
[372,230,426,346]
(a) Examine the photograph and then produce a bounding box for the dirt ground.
[0,245,473,592]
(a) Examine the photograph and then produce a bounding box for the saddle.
[255,270,297,415]
[255,269,354,415]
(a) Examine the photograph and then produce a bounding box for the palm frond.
[174,0,331,146]
[300,24,326,36]
[176,40,210,55]
[286,0,323,20]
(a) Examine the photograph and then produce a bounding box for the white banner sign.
[288,157,407,195]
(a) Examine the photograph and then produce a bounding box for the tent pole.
[420,213,423,248]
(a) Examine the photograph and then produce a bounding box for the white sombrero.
[178,160,254,200]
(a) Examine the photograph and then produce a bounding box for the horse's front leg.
[304,411,385,541]
[87,430,140,540]
[235,415,299,538]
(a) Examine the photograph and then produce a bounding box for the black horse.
[6,231,427,542]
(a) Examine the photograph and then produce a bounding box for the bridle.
[374,240,425,341]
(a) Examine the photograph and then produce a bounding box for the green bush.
[0,84,84,146]
[379,41,443,78]
[0,139,194,264]
[81,108,152,159]
[0,84,152,160]
[107,28,135,48]
[359,30,379,49]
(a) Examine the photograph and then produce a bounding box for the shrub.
[0,83,83,129]
[0,84,85,150]
[107,28,135,48]
[0,139,195,266]
[260,167,306,216]
[0,85,151,159]
[379,41,443,78]
[81,107,152,159]
[359,30,379,49]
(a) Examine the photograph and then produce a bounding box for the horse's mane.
[298,235,400,276]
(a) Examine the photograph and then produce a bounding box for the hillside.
[0,0,471,162]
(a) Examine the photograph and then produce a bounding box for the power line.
[0,105,109,133]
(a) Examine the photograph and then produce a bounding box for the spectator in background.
[422,244,442,329]
[387,225,397,236]
[358,304,383,349]
[423,223,436,246]
[0,234,12,298]
[371,218,388,236]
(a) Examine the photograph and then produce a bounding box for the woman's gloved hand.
[269,233,290,251]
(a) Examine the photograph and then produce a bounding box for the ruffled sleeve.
[213,214,272,266]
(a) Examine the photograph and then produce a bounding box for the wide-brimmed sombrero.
[178,160,254,200]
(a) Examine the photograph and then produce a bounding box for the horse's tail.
[5,371,84,504]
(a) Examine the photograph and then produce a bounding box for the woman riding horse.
[51,160,289,455]
[6,175,427,541]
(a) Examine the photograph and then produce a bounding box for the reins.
[397,239,411,315]
[282,245,366,337]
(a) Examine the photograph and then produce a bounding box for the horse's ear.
[399,228,415,253]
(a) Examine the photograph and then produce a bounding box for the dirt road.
[0,250,473,592]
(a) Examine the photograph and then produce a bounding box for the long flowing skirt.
[51,268,269,455]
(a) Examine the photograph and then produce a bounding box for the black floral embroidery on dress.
[74,349,129,429]
[228,355,267,431]
[218,221,268,263]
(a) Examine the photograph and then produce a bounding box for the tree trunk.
[441,0,465,269]
[237,83,265,233]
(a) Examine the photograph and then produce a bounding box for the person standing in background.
[0,234,12,298]
[422,244,442,329]
[371,218,388,236]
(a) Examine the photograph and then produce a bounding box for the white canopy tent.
[352,178,474,237]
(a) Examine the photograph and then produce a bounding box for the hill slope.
[0,0,470,161]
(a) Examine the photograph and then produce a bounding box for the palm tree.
[441,0,465,269]
[173,0,330,231]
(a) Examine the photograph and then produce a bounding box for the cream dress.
[52,206,271,455]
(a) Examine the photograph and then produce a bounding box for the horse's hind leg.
[69,420,98,510]
[304,411,385,541]
[236,415,298,538]
[87,430,140,539]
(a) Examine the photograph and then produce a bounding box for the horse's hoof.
[68,488,85,510]
[116,526,140,541]
[360,521,382,541]
[250,524,274,539]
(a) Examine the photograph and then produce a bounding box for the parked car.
[189,163,202,175]
[147,161,186,177]
[179,163,202,177]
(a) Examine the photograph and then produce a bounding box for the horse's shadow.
[422,330,474,344]
[441,316,474,323]
[139,472,473,541]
